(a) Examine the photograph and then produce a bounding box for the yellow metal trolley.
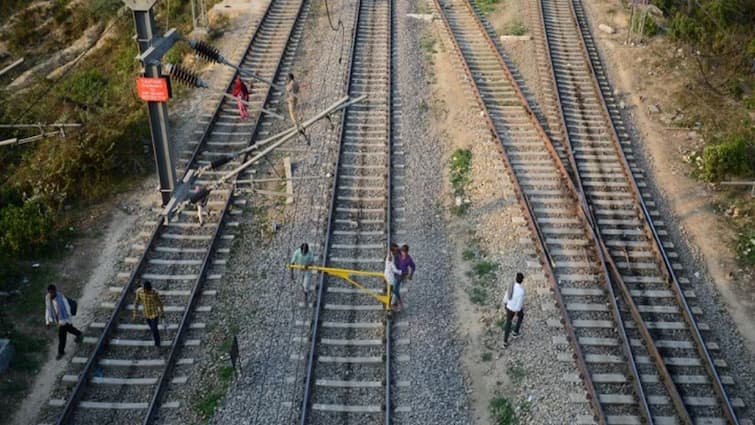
[288,264,392,311]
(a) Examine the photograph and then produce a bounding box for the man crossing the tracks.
[45,284,83,360]
[394,244,416,312]
[232,76,250,120]
[384,247,402,309]
[189,184,211,226]
[286,73,309,144]
[291,243,315,303]
[501,272,525,348]
[133,281,165,349]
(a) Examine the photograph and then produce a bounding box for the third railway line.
[431,0,751,423]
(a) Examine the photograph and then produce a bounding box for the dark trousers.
[58,323,82,355]
[392,273,404,304]
[503,307,524,343]
[146,318,161,347]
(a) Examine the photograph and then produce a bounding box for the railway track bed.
[39,0,308,422]
[432,0,752,423]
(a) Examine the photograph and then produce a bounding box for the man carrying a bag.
[45,284,83,360]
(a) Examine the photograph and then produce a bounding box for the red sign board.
[136,77,169,102]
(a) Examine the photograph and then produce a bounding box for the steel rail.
[298,0,363,420]
[535,0,695,422]
[436,0,710,423]
[431,1,618,423]
[559,0,741,422]
[184,0,277,170]
[145,0,309,419]
[54,0,305,421]
[384,0,394,420]
[54,223,161,425]
[142,188,233,424]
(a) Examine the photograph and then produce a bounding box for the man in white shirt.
[501,272,525,348]
[45,284,83,359]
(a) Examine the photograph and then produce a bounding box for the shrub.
[54,68,110,107]
[473,260,498,278]
[468,286,488,305]
[475,0,500,15]
[669,12,702,43]
[639,14,661,37]
[490,396,518,425]
[505,20,528,36]
[701,135,755,181]
[0,200,54,258]
[87,0,121,20]
[450,149,472,196]
[736,229,755,265]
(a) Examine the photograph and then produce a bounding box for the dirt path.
[8,1,265,423]
[578,0,755,354]
[10,207,137,425]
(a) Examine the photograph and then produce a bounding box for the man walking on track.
[286,73,307,139]
[384,247,402,309]
[501,272,525,348]
[133,281,165,349]
[394,244,415,312]
[291,243,315,302]
[232,76,250,120]
[189,184,211,226]
[45,284,83,360]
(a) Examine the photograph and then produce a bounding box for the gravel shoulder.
[423,1,593,422]
[483,0,755,419]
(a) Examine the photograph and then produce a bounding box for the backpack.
[67,297,78,316]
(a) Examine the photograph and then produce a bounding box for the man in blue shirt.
[291,243,315,303]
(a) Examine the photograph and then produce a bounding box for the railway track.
[45,0,308,423]
[296,0,395,422]
[433,0,749,424]
[538,0,747,423]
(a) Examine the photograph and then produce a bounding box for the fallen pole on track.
[205,94,365,183]
[162,94,366,221]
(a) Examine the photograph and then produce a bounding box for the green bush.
[641,15,661,37]
[0,200,54,258]
[54,68,110,107]
[473,260,498,278]
[736,229,755,265]
[475,0,500,15]
[5,8,45,52]
[468,286,488,305]
[669,12,702,43]
[505,20,528,36]
[701,135,755,181]
[490,396,518,425]
[450,149,472,196]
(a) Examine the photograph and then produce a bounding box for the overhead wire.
[279,0,354,420]
[241,0,348,421]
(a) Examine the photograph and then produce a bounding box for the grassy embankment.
[0,0,224,417]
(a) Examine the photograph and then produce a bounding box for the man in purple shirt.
[394,244,416,312]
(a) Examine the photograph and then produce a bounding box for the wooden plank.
[284,157,293,204]
[0,58,24,77]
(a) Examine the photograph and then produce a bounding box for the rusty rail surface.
[552,0,741,422]
[431,1,638,423]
